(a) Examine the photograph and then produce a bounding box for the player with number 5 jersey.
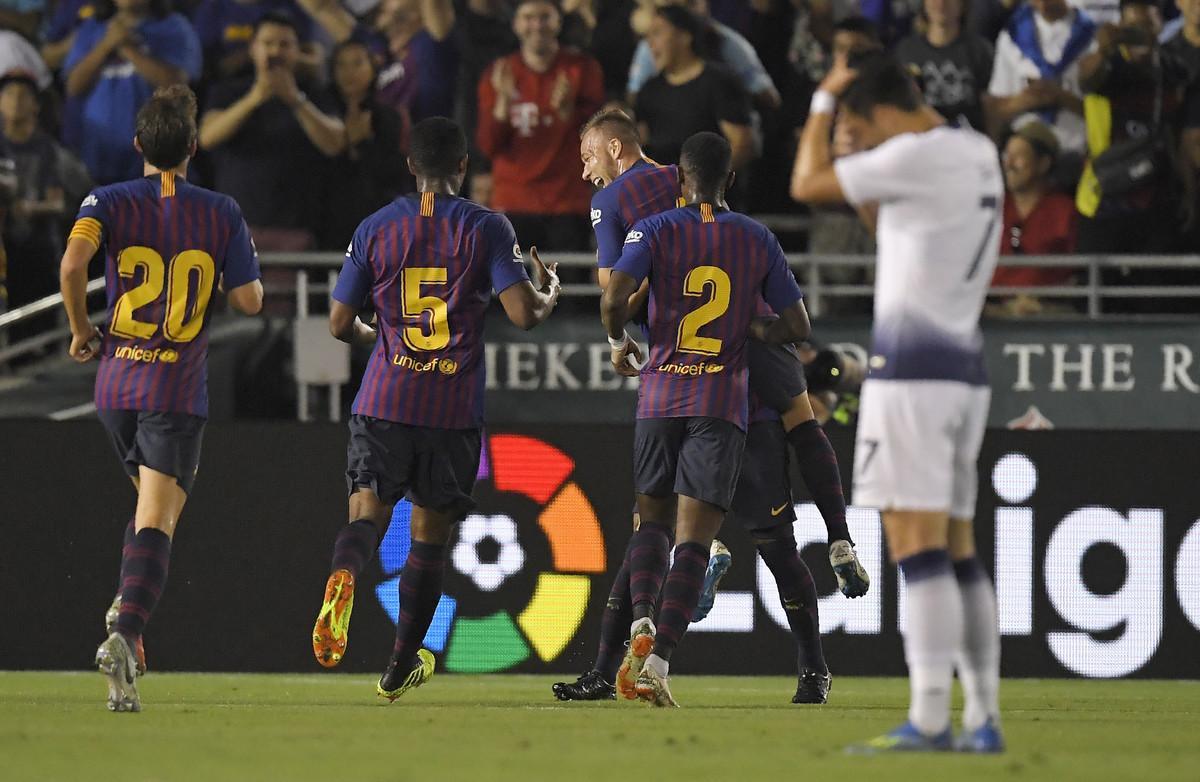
[58,86,263,715]
[310,118,561,702]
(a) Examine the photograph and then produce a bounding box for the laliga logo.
[695,450,1200,678]
[375,434,606,672]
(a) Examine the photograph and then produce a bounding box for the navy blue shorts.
[633,417,746,511]
[747,340,808,415]
[730,420,796,530]
[97,409,206,494]
[346,415,481,517]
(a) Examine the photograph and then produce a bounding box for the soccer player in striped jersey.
[59,85,264,713]
[310,117,561,701]
[552,110,867,704]
[600,132,812,707]
[792,53,1004,752]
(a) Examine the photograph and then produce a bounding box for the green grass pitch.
[3,673,1198,781]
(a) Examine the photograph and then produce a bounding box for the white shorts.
[852,379,990,519]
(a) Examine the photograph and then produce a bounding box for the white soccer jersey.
[834,125,1003,387]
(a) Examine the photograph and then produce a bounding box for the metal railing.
[2,252,1197,370]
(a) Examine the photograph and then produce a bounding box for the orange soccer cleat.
[313,569,356,668]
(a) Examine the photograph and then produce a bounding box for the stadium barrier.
[5,421,1196,679]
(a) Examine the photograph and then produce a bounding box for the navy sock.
[651,541,709,662]
[787,419,852,546]
[757,538,827,674]
[594,536,635,681]
[391,541,445,670]
[114,528,171,642]
[331,519,380,579]
[628,522,672,621]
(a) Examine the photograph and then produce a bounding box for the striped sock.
[757,538,827,674]
[330,519,380,579]
[114,528,172,642]
[787,420,852,546]
[594,536,635,681]
[392,541,445,670]
[116,515,136,594]
[651,541,709,662]
[628,522,672,621]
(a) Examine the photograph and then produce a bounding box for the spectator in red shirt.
[476,0,604,251]
[990,121,1079,316]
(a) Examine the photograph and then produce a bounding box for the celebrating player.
[310,117,561,701]
[59,85,264,713]
[791,53,1004,752]
[600,132,812,707]
[552,109,865,705]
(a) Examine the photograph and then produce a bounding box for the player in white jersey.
[790,52,1005,754]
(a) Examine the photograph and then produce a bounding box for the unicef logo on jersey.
[623,230,643,245]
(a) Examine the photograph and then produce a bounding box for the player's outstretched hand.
[529,246,560,299]
[611,337,644,378]
[69,326,101,363]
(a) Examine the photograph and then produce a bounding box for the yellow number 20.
[401,267,451,352]
[110,246,216,344]
[676,265,731,356]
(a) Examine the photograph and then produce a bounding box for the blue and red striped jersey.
[591,159,681,269]
[333,193,530,429]
[613,203,803,430]
[71,172,260,418]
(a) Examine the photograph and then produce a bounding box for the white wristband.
[608,332,630,350]
[810,89,836,116]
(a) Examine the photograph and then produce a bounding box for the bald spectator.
[477,0,604,251]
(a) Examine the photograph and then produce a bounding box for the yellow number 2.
[110,246,216,344]
[401,267,451,352]
[676,265,731,356]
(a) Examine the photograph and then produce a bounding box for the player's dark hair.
[514,0,562,11]
[253,9,302,39]
[840,52,924,117]
[679,131,732,192]
[135,84,198,170]
[95,0,170,20]
[832,15,881,44]
[655,5,713,59]
[409,117,468,179]
[579,108,640,147]
[1118,0,1157,12]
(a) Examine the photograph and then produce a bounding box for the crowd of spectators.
[0,0,1195,314]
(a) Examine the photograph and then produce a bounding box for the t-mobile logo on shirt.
[510,103,540,137]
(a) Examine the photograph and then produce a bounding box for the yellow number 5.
[402,267,450,351]
[676,265,731,356]
[110,246,216,344]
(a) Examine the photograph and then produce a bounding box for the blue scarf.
[1007,4,1096,123]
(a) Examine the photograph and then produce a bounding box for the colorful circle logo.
[374,434,606,672]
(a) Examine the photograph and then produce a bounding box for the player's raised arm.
[497,246,561,330]
[790,54,857,205]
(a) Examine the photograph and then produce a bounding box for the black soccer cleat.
[792,668,832,704]
[552,669,616,701]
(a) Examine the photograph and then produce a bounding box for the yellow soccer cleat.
[377,649,436,702]
[313,569,356,668]
[616,618,655,701]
